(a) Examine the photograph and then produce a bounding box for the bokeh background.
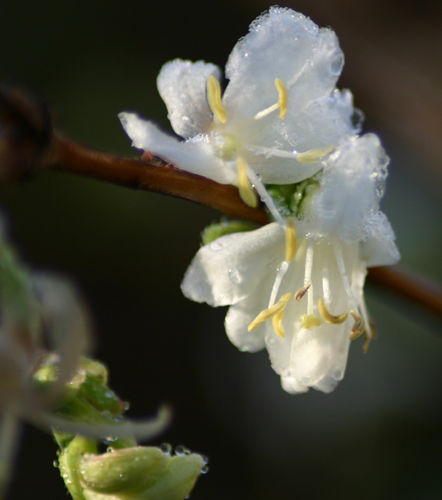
[1,0,442,498]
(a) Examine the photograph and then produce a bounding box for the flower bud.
[79,446,205,500]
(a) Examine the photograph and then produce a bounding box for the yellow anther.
[248,293,291,332]
[318,298,348,325]
[207,75,227,124]
[285,218,296,262]
[296,145,335,164]
[349,310,365,340]
[294,284,310,302]
[274,78,287,119]
[272,309,286,338]
[300,314,323,330]
[363,319,376,353]
[237,157,258,208]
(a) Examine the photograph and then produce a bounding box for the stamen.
[274,78,287,119]
[248,293,291,332]
[304,241,315,315]
[300,314,322,330]
[296,146,334,164]
[245,167,285,226]
[363,318,377,353]
[272,309,286,338]
[268,261,289,307]
[318,298,348,325]
[295,284,310,302]
[349,310,365,340]
[207,75,227,124]
[253,79,288,121]
[285,218,296,262]
[236,157,257,208]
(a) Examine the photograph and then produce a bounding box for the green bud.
[79,447,167,495]
[79,447,206,500]
[138,453,205,500]
[58,435,98,500]
[201,219,256,245]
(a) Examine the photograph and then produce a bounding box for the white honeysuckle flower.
[182,135,400,394]
[119,6,359,214]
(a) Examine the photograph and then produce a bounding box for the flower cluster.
[121,7,399,393]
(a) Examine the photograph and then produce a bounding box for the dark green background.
[1,0,442,499]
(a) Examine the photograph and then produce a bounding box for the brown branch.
[48,134,270,225]
[2,84,442,321]
[368,266,442,321]
[0,85,268,225]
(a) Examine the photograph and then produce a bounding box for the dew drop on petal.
[160,443,172,455]
[209,241,225,252]
[228,268,241,284]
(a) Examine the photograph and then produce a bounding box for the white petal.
[157,59,221,139]
[30,406,171,442]
[359,211,400,267]
[280,376,309,394]
[246,151,324,185]
[181,223,284,307]
[288,321,350,386]
[224,282,274,353]
[224,7,342,122]
[119,113,235,184]
[310,134,389,241]
[243,91,357,185]
[312,337,350,393]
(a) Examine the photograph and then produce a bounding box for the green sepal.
[266,177,320,217]
[58,435,98,500]
[201,219,256,245]
[79,449,205,500]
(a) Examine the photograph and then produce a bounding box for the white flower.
[182,135,400,394]
[119,7,358,212]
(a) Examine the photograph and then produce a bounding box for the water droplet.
[201,455,209,464]
[330,54,343,75]
[228,268,241,284]
[265,335,275,345]
[209,241,224,252]
[350,109,365,133]
[106,447,115,453]
[201,465,209,474]
[175,445,189,456]
[53,460,58,468]
[160,443,172,455]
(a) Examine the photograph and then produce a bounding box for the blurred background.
[1,0,442,498]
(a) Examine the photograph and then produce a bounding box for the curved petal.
[119,113,235,184]
[360,211,400,267]
[312,337,350,393]
[224,280,275,353]
[280,376,309,394]
[157,59,221,139]
[224,8,328,120]
[224,8,348,140]
[310,134,389,242]
[181,223,284,307]
[243,90,356,185]
[288,320,350,387]
[30,406,171,442]
[246,150,324,185]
